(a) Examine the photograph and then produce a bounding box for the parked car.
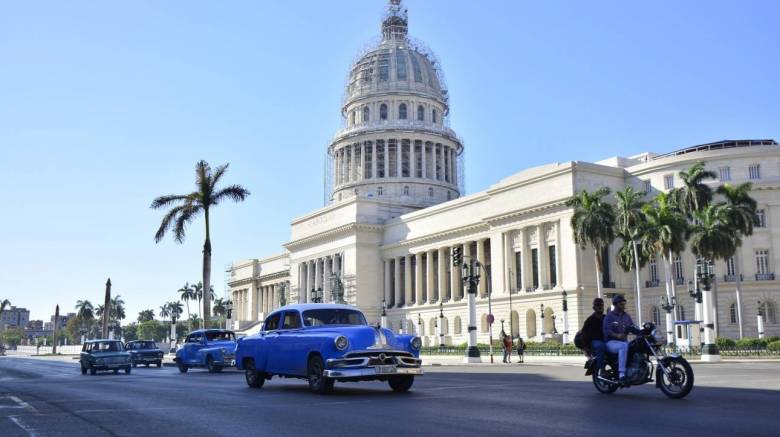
[80,340,132,375]
[236,303,423,394]
[174,329,237,373]
[125,340,164,368]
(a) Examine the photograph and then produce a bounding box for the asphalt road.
[1,357,778,437]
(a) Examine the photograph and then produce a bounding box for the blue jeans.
[606,340,628,377]
[591,340,606,370]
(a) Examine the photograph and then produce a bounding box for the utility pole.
[102,278,111,339]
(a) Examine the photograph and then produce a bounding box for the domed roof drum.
[344,0,449,115]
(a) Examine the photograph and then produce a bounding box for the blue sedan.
[235,303,423,393]
[175,329,237,373]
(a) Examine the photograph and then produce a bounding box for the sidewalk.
[421,354,586,366]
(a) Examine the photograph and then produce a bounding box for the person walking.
[501,331,513,363]
[516,335,525,363]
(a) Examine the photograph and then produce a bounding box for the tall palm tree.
[717,182,758,338]
[193,281,215,320]
[75,300,94,320]
[138,309,155,323]
[169,301,184,323]
[212,298,226,328]
[615,186,647,322]
[189,314,202,330]
[0,299,10,323]
[566,187,616,298]
[111,295,126,324]
[178,283,194,330]
[152,160,250,326]
[674,161,717,219]
[159,304,171,325]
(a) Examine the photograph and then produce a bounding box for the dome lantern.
[382,0,408,42]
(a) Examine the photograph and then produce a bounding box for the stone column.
[476,239,487,297]
[518,229,527,292]
[394,257,403,307]
[323,256,332,299]
[396,139,402,178]
[334,149,340,186]
[308,260,316,302]
[384,258,393,307]
[426,249,436,303]
[438,247,448,301]
[421,143,427,179]
[250,283,258,321]
[371,143,377,179]
[451,243,462,300]
[315,258,323,295]
[360,143,366,181]
[415,252,424,305]
[404,254,413,306]
[537,225,548,289]
[489,232,505,295]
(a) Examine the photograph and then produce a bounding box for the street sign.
[487,314,494,324]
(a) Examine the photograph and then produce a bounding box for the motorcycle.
[585,322,694,399]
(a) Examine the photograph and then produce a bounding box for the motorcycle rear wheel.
[592,363,619,394]
[659,357,694,399]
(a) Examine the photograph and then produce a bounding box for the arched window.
[442,317,449,335]
[543,307,555,335]
[432,109,438,124]
[377,186,383,196]
[362,106,370,124]
[526,309,537,338]
[429,318,436,336]
[729,303,737,324]
[403,186,409,195]
[417,105,424,121]
[454,316,462,334]
[351,110,356,126]
[480,314,489,333]
[651,306,661,325]
[428,187,434,197]
[380,104,388,120]
[399,103,407,120]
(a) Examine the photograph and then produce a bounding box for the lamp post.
[540,303,545,340]
[561,290,569,344]
[399,318,404,335]
[381,298,387,329]
[757,301,765,340]
[688,278,703,345]
[697,259,720,362]
[438,301,445,350]
[660,295,676,345]
[508,267,515,340]
[170,312,177,350]
[500,319,505,334]
[225,301,233,330]
[459,251,482,363]
[278,282,288,307]
[310,288,323,304]
[417,313,422,339]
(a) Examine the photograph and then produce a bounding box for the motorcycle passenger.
[581,298,606,372]
[603,294,637,384]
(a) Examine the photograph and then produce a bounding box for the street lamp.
[757,301,765,340]
[540,303,545,339]
[561,289,569,344]
[438,301,445,350]
[661,295,676,345]
[310,288,323,304]
[380,298,387,329]
[225,301,233,330]
[695,258,719,361]
[278,282,288,307]
[455,247,482,363]
[417,313,422,338]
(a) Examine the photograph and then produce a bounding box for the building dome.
[328,0,463,209]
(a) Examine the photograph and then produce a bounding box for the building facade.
[0,306,30,330]
[228,1,779,343]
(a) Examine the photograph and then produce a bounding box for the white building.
[228,0,779,343]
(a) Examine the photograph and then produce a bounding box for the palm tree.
[0,299,10,324]
[111,295,126,324]
[212,298,227,328]
[566,187,616,298]
[138,309,155,323]
[159,304,171,325]
[615,186,647,322]
[151,160,250,326]
[75,300,94,320]
[189,314,202,330]
[178,282,194,330]
[717,182,758,338]
[169,301,184,323]
[674,161,717,219]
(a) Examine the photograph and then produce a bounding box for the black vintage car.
[125,340,164,368]
[80,340,132,375]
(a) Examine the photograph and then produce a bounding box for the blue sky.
[2,0,779,322]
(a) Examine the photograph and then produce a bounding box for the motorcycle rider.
[603,294,637,385]
[581,298,606,372]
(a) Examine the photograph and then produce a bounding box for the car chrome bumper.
[323,366,423,378]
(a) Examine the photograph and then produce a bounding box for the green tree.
[0,327,25,347]
[137,320,167,342]
[1,299,11,322]
[64,317,85,344]
[212,298,229,329]
[566,187,616,298]
[674,162,717,219]
[152,160,250,326]
[615,186,648,323]
[178,282,194,330]
[123,323,138,342]
[137,310,155,323]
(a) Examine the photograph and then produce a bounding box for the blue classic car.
[174,329,237,373]
[80,340,132,375]
[235,303,423,394]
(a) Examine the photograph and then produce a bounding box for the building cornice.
[381,222,490,250]
[284,222,384,251]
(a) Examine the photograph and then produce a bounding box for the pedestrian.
[516,336,525,363]
[501,331,512,363]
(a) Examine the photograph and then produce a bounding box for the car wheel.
[80,364,87,375]
[244,360,265,389]
[90,367,97,375]
[177,362,188,373]
[206,356,221,373]
[125,366,131,374]
[113,369,119,374]
[156,361,162,368]
[307,355,334,394]
[388,375,414,392]
[132,362,137,368]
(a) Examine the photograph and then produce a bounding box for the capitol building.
[228,0,779,344]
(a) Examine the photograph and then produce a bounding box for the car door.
[262,312,283,373]
[184,333,204,365]
[276,311,305,375]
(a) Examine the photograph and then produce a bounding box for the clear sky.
[2,0,779,323]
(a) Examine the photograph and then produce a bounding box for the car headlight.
[334,336,349,351]
[95,358,104,364]
[410,337,422,351]
[221,348,227,354]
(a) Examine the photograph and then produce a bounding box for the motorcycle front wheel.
[658,357,694,399]
[592,362,618,394]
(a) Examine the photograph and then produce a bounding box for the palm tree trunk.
[734,253,744,339]
[202,209,212,327]
[185,300,191,332]
[594,249,603,298]
[632,239,643,325]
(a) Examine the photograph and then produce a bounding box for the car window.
[205,331,235,342]
[264,313,281,331]
[302,309,367,327]
[282,311,302,329]
[186,334,202,343]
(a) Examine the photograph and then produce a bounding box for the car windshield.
[302,309,367,327]
[89,341,123,352]
[205,331,235,342]
[134,341,156,349]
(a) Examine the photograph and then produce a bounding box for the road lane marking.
[0,396,37,412]
[8,415,38,437]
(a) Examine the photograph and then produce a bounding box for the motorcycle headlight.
[410,337,422,351]
[334,336,349,351]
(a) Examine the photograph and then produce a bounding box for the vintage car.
[235,303,423,394]
[80,340,132,375]
[174,329,237,373]
[125,340,164,367]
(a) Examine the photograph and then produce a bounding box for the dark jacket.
[581,313,605,345]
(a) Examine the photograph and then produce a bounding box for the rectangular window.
[353,145,361,180]
[719,166,731,181]
[531,249,539,289]
[376,141,385,178]
[601,247,611,287]
[395,50,407,81]
[401,140,410,177]
[444,147,450,182]
[664,174,674,190]
[673,255,684,281]
[364,143,373,179]
[649,257,658,282]
[414,141,423,178]
[756,250,769,275]
[388,140,397,178]
[410,53,423,82]
[514,252,522,292]
[435,145,442,180]
[548,245,557,287]
[643,179,651,194]
[426,144,434,178]
[726,257,735,276]
[345,148,352,182]
[749,164,761,180]
[756,209,766,228]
